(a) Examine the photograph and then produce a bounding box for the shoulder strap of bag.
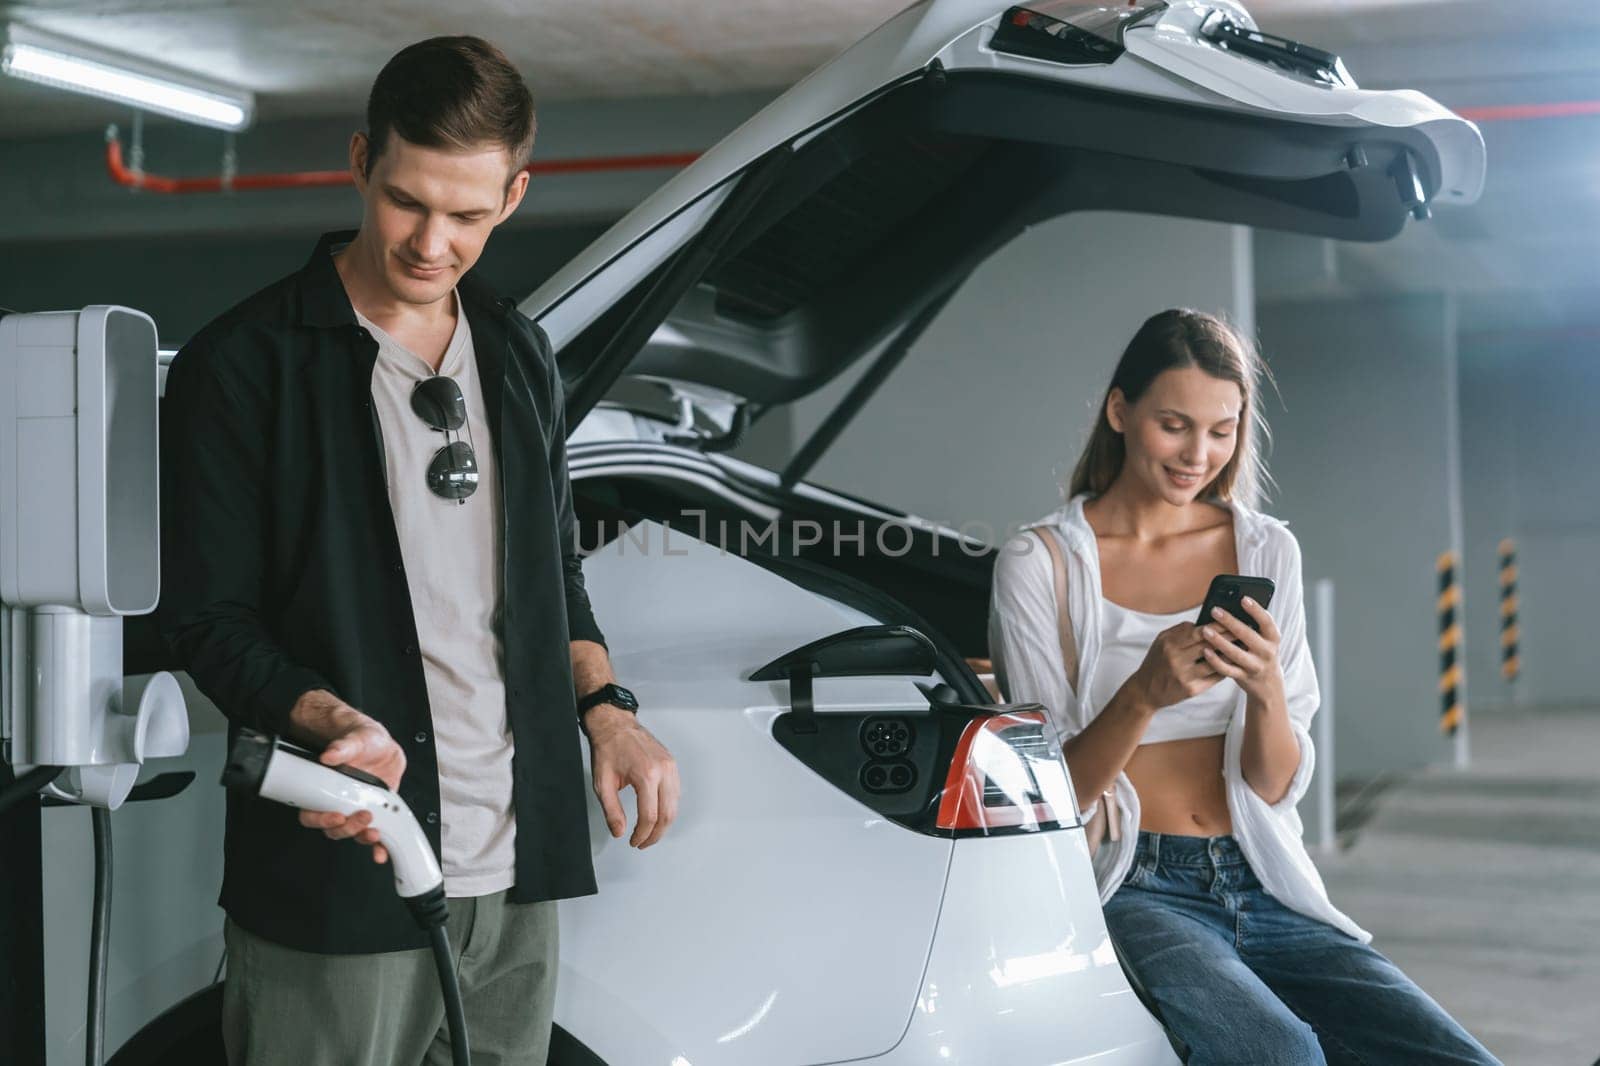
[1030,526,1119,847]
[1029,527,1079,694]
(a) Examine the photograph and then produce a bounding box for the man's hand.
[287,690,408,865]
[585,705,679,849]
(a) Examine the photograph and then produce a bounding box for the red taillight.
[935,710,1076,833]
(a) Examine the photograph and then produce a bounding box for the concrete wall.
[0,93,775,345]
[0,93,775,242]
[784,211,1255,539]
[1459,334,1600,709]
[0,225,609,348]
[1257,293,1461,779]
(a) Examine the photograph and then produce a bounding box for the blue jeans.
[1103,832,1500,1066]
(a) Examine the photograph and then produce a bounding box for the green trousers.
[222,893,558,1066]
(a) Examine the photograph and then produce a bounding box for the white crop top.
[1087,598,1237,744]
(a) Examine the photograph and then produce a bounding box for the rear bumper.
[852,827,1181,1065]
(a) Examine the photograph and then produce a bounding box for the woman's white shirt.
[988,494,1369,943]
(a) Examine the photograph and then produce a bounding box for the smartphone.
[1196,575,1276,640]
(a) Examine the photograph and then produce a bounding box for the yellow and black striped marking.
[1499,538,1519,683]
[1438,550,1463,735]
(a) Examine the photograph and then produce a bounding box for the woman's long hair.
[1068,309,1270,508]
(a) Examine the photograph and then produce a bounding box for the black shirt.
[159,231,607,954]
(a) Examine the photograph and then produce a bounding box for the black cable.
[407,888,470,1066]
[0,761,112,1066]
[427,923,470,1066]
[87,805,111,1066]
[0,765,63,815]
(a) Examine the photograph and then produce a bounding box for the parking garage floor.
[1316,707,1600,1066]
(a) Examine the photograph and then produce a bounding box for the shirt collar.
[294,229,516,330]
[294,230,360,329]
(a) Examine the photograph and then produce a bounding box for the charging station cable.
[220,729,470,1066]
[2,764,111,1066]
[87,807,110,1066]
[0,764,64,814]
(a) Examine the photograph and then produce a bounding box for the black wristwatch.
[576,683,639,718]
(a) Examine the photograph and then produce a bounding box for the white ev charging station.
[0,305,190,801]
[0,307,466,1066]
[0,306,192,1063]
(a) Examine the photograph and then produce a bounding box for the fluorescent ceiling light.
[2,26,253,131]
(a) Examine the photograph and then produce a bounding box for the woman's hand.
[1199,597,1285,702]
[1132,622,1224,710]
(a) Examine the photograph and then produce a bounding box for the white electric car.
[102,2,1483,1064]
[532,2,1482,1063]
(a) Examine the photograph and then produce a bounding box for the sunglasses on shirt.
[409,375,478,503]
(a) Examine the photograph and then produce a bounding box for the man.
[159,36,679,1065]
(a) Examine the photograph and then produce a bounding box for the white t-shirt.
[359,294,516,898]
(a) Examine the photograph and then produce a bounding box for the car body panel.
[1122,5,1484,201]
[869,829,1181,1065]
[567,442,1000,661]
[555,525,954,1065]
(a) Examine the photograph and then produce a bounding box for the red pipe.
[104,136,702,195]
[103,95,1600,194]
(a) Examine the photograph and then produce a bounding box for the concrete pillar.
[1258,293,1463,777]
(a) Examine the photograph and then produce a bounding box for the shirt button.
[425,812,439,826]
[413,731,427,744]
[404,644,418,657]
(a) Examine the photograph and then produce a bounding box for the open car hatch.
[521,0,1485,433]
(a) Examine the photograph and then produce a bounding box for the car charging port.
[773,695,1076,837]
[861,717,915,759]
[860,759,918,795]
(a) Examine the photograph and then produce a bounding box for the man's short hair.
[365,36,536,179]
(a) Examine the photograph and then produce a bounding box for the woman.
[988,309,1497,1065]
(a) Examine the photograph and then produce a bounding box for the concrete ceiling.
[3,0,1598,328]
[0,0,912,137]
[3,0,1597,136]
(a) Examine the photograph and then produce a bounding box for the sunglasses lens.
[426,441,478,500]
[411,376,467,432]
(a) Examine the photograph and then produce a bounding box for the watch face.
[608,685,639,711]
